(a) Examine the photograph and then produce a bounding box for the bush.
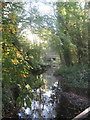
[55,64,89,89]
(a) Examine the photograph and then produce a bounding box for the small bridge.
[45,54,59,61]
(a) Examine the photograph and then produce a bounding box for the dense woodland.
[1,1,90,118]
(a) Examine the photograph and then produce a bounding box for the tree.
[2,2,44,117]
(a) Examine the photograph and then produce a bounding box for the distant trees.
[51,2,89,66]
[29,1,89,66]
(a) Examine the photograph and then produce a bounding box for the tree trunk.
[88,20,90,66]
[63,48,72,66]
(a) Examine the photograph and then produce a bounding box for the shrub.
[55,64,89,89]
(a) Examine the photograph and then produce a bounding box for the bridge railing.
[72,107,90,120]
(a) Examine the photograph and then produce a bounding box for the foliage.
[2,2,44,117]
[55,64,89,89]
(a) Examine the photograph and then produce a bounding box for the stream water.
[18,66,61,120]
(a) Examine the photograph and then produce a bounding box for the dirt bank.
[54,74,90,119]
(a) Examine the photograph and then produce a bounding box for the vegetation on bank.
[55,64,90,89]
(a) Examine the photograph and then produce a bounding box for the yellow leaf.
[3,52,9,55]
[20,74,27,78]
[11,59,19,64]
[16,52,23,58]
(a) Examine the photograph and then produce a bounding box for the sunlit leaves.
[16,52,23,59]
[20,74,27,78]
[11,59,20,65]
[3,52,9,55]
[2,2,45,113]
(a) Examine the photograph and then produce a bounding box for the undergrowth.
[55,64,90,89]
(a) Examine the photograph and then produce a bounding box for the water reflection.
[18,67,59,119]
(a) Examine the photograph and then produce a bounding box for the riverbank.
[2,65,89,120]
[56,91,89,119]
[55,73,89,97]
[54,74,90,119]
